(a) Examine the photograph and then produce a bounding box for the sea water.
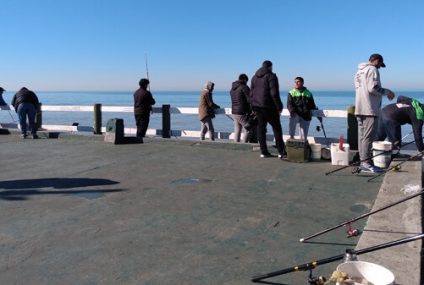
[1,90,423,140]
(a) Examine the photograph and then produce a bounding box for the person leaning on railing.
[11,87,40,139]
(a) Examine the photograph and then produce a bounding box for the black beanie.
[139,78,150,88]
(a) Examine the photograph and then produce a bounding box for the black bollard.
[35,102,42,129]
[162,104,171,138]
[347,105,358,150]
[93,103,102,134]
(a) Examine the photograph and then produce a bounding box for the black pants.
[135,113,150,138]
[254,107,285,155]
[376,112,401,149]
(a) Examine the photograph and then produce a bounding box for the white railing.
[1,104,348,142]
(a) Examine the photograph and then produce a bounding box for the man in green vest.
[287,77,320,141]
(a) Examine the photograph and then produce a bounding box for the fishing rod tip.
[299,238,305,242]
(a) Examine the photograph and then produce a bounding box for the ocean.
[1,90,423,139]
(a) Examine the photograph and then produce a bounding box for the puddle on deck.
[66,191,105,199]
[170,178,212,186]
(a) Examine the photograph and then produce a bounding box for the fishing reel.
[346,223,361,238]
[308,270,326,285]
[351,166,361,174]
[316,125,321,132]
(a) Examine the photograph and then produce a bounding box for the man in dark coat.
[376,95,424,152]
[133,78,155,139]
[230,73,256,142]
[11,87,39,139]
[250,60,286,158]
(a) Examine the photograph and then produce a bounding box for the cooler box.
[104,118,124,144]
[286,139,310,162]
[331,143,350,165]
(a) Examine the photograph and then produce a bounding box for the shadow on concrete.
[0,178,123,201]
[0,178,119,190]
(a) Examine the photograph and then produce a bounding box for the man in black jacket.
[133,78,156,139]
[376,95,424,151]
[230,74,255,142]
[11,87,39,139]
[250,60,286,158]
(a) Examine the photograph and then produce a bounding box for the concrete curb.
[355,158,423,284]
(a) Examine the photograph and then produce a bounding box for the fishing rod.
[325,133,416,176]
[145,53,151,91]
[251,233,424,283]
[298,188,424,242]
[367,150,424,182]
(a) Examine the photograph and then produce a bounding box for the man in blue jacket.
[250,60,286,158]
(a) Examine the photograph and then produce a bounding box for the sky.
[1,0,424,92]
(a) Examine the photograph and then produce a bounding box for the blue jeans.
[17,103,37,135]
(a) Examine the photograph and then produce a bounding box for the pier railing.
[0,104,353,144]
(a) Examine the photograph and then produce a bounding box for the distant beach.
[1,90,423,139]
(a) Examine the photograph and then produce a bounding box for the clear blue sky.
[1,0,423,91]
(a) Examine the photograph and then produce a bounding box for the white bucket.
[310,143,321,160]
[331,143,350,166]
[372,141,392,168]
[336,261,395,285]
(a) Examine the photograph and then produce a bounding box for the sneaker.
[20,134,27,139]
[278,152,288,160]
[260,152,275,158]
[359,162,384,173]
[32,134,39,139]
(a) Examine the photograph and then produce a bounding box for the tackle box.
[286,139,311,162]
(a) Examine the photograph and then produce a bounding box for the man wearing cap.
[354,53,395,173]
[250,60,286,158]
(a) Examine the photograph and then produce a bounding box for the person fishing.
[354,53,395,173]
[376,95,424,152]
[133,78,156,140]
[11,87,40,139]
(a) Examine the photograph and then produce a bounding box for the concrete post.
[347,105,358,150]
[36,102,42,129]
[93,103,102,134]
[162,104,171,138]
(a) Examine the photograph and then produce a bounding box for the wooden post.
[347,105,357,150]
[162,104,171,138]
[35,102,42,129]
[93,103,102,134]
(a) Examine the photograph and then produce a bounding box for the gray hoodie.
[354,63,389,116]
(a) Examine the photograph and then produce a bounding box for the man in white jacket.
[354,53,395,173]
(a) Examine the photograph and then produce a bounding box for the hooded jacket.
[250,67,283,112]
[198,82,220,121]
[11,87,39,111]
[230,80,251,115]
[133,87,155,115]
[354,63,389,116]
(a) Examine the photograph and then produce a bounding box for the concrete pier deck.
[0,132,421,284]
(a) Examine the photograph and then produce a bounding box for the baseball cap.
[369,53,386,68]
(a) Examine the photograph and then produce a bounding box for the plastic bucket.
[336,261,395,285]
[310,143,321,160]
[330,143,350,166]
[372,141,392,168]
